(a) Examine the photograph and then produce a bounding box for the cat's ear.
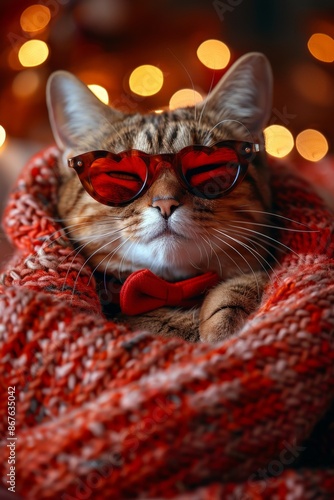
[46,71,123,149]
[200,52,273,134]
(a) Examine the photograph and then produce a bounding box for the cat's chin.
[146,230,188,245]
[119,234,208,281]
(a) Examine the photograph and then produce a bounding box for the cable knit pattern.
[0,146,334,499]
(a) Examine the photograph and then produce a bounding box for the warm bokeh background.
[0,0,333,266]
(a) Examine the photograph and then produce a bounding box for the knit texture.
[0,146,334,499]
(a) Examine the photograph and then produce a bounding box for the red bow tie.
[118,269,219,316]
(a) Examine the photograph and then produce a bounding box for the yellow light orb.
[0,126,6,149]
[129,65,164,96]
[88,84,109,104]
[264,125,294,158]
[307,33,334,63]
[18,40,49,68]
[197,39,231,69]
[296,129,328,162]
[20,5,51,33]
[169,89,203,110]
[12,70,40,98]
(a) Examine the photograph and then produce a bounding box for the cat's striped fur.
[47,52,273,342]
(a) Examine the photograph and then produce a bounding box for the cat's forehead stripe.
[132,130,154,152]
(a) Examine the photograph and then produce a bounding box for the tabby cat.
[46,52,273,342]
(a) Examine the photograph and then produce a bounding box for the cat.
[46,52,273,343]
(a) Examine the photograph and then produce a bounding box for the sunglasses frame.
[68,140,260,207]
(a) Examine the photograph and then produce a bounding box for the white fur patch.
[120,206,211,280]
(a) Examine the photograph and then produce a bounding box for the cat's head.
[47,52,273,281]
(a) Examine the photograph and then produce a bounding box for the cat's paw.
[199,304,249,342]
[199,272,268,343]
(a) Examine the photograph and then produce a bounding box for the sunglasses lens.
[89,156,147,204]
[181,147,242,198]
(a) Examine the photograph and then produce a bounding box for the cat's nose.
[152,197,180,219]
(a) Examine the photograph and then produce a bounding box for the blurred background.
[0,0,333,265]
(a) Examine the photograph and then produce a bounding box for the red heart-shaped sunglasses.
[68,141,260,206]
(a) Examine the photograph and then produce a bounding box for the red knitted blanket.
[1,146,334,499]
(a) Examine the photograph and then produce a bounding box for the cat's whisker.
[206,119,255,145]
[167,48,197,122]
[230,220,315,233]
[96,236,132,284]
[225,223,304,262]
[61,224,134,296]
[53,214,126,223]
[224,227,281,268]
[234,209,317,230]
[61,241,103,293]
[186,239,209,272]
[198,235,213,270]
[58,223,134,272]
[197,70,216,130]
[225,212,314,265]
[200,233,224,275]
[178,233,208,271]
[68,233,128,300]
[30,219,126,261]
[17,226,73,271]
[89,237,132,298]
[117,238,138,280]
[57,223,112,247]
[211,233,265,295]
[211,231,259,278]
[213,228,275,281]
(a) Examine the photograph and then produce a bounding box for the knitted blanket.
[0,146,334,500]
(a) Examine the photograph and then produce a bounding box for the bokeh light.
[88,84,109,104]
[12,70,40,98]
[129,65,163,96]
[197,39,230,69]
[0,126,7,149]
[264,125,294,158]
[296,129,328,161]
[307,33,334,63]
[169,89,203,110]
[18,40,49,67]
[20,5,51,33]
